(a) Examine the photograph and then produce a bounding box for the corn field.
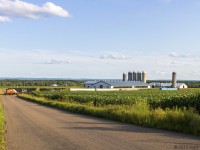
[31,89,200,113]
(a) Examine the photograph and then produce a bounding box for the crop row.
[31,89,200,113]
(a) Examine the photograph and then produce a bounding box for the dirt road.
[2,95,200,150]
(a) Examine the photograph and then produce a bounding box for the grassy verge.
[18,94,200,136]
[0,90,6,150]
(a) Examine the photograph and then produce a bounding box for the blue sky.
[0,0,200,80]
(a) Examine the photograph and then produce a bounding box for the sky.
[0,0,200,80]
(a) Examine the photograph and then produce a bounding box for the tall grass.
[18,94,200,136]
[0,90,6,150]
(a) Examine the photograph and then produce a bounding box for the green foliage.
[0,79,84,87]
[31,89,200,113]
[184,81,200,88]
[0,95,6,150]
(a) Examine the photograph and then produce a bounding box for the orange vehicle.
[5,89,17,95]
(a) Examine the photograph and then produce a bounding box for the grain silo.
[172,72,177,88]
[128,72,133,81]
[142,71,147,83]
[122,73,128,81]
[133,71,137,81]
[137,71,142,81]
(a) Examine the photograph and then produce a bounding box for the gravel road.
[2,95,200,150]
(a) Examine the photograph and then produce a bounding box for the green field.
[0,89,6,150]
[18,88,200,135]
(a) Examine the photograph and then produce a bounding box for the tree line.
[0,80,84,87]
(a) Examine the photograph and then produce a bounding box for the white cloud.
[100,54,127,59]
[41,59,71,64]
[0,16,11,22]
[169,52,178,57]
[169,52,193,58]
[0,0,70,22]
[170,61,179,65]
[100,52,129,60]
[0,48,200,79]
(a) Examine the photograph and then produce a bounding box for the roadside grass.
[0,89,6,150]
[18,94,200,136]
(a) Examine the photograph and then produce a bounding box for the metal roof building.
[84,80,150,89]
[150,83,188,88]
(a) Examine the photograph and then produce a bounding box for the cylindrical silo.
[142,71,147,83]
[128,72,133,81]
[172,72,176,88]
[133,71,137,81]
[137,71,142,81]
[122,73,128,81]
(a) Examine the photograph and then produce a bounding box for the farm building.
[150,83,188,89]
[50,84,58,87]
[84,80,150,89]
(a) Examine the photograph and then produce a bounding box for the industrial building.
[84,71,148,89]
[123,71,147,83]
[128,72,133,81]
[84,80,150,89]
[133,71,137,81]
[172,72,176,88]
[83,71,187,90]
[142,71,147,83]
[122,73,128,81]
[150,72,188,89]
[150,83,188,89]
